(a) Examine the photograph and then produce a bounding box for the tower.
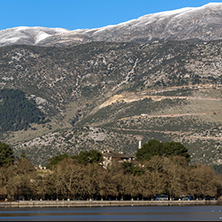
[137,136,143,149]
[138,140,142,149]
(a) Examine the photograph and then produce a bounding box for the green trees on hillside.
[46,150,102,169]
[0,89,47,133]
[72,150,102,165]
[136,139,190,162]
[0,142,14,166]
[46,153,68,170]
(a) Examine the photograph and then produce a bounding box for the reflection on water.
[0,206,222,221]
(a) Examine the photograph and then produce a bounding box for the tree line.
[0,141,222,201]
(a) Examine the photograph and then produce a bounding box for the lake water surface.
[0,205,222,221]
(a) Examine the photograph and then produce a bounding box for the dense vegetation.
[0,89,47,132]
[46,150,102,169]
[136,139,190,162]
[0,142,14,166]
[0,142,221,201]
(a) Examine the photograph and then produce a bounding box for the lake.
[0,205,222,221]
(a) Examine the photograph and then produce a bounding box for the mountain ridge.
[0,2,222,47]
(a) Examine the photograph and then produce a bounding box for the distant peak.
[202,2,222,8]
[205,2,222,5]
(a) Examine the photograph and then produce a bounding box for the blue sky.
[1,0,221,30]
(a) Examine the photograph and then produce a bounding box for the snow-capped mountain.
[0,27,69,47]
[0,2,222,47]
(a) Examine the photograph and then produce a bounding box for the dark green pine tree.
[136,139,190,162]
[0,142,15,166]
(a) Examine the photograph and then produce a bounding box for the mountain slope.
[0,40,222,165]
[0,3,222,47]
[1,40,222,116]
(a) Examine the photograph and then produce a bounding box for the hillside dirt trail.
[99,84,222,109]
[106,127,222,141]
[95,84,222,141]
[119,111,222,120]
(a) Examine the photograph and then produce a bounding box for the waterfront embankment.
[0,200,219,208]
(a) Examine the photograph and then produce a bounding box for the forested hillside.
[0,89,47,132]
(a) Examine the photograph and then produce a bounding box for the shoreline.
[0,200,220,208]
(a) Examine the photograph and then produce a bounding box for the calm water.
[0,205,222,221]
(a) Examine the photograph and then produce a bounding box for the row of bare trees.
[0,155,221,201]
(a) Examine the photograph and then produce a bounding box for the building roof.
[102,152,134,159]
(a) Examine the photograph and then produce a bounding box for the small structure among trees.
[101,149,135,169]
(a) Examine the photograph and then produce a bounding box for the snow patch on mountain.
[35,32,51,44]
[0,26,70,46]
[66,2,222,39]
[0,37,20,44]
[0,2,222,46]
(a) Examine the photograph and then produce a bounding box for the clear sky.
[1,0,221,31]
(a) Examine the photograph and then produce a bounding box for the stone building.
[101,149,135,169]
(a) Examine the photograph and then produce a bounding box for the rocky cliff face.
[0,3,222,47]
